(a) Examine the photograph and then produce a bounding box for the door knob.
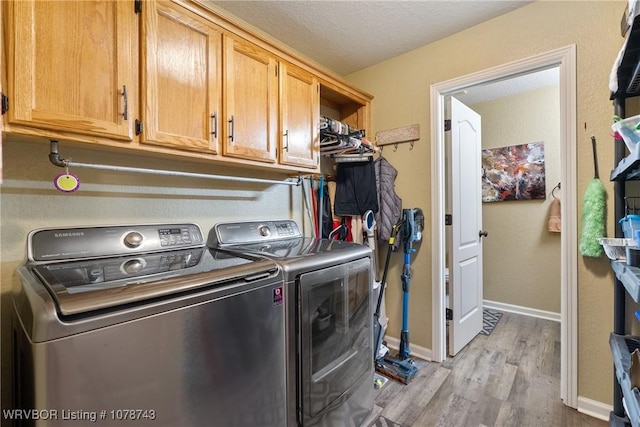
[479,230,488,238]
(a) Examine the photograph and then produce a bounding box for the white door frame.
[430,45,577,407]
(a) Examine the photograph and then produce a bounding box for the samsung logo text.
[54,232,85,238]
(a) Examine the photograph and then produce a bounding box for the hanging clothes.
[334,158,378,216]
[351,216,363,244]
[374,157,402,242]
[317,184,333,238]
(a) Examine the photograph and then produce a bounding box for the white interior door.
[448,96,484,356]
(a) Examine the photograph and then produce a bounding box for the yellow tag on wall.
[54,173,80,193]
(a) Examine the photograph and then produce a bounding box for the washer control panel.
[209,220,301,246]
[32,247,204,290]
[29,224,204,261]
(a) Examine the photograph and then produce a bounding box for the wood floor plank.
[367,312,607,427]
[487,361,517,401]
[493,401,525,427]
[462,392,503,427]
[379,362,440,425]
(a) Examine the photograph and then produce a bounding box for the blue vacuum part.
[376,354,418,385]
[399,252,411,359]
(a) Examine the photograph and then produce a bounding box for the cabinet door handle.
[229,115,235,142]
[211,112,218,139]
[283,130,289,151]
[121,85,128,121]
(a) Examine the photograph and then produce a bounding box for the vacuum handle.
[375,222,401,316]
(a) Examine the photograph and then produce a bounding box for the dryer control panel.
[209,220,302,246]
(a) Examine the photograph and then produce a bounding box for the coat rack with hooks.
[375,124,420,152]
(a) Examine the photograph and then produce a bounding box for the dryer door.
[298,257,372,425]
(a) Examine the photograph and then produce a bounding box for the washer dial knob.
[124,231,144,248]
[122,258,145,274]
[258,226,271,237]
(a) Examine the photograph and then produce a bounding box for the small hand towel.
[548,197,561,233]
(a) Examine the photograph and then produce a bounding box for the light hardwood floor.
[365,312,608,427]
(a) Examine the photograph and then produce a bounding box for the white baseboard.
[384,335,433,362]
[484,299,561,322]
[577,396,611,422]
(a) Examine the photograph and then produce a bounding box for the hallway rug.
[480,308,503,336]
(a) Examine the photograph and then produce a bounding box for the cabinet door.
[7,0,134,140]
[142,0,221,153]
[280,62,319,169]
[223,35,277,163]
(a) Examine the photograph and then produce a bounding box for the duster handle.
[591,136,599,179]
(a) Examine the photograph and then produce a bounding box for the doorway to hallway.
[430,45,577,408]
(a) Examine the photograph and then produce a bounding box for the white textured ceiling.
[209,0,534,75]
[454,67,560,105]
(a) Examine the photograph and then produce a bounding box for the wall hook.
[409,141,414,150]
[393,143,398,152]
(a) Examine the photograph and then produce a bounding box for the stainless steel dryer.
[12,223,287,427]
[208,220,374,427]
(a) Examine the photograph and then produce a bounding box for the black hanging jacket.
[334,158,379,216]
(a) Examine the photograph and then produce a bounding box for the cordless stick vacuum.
[399,208,424,359]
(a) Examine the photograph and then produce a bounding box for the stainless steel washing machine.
[208,220,374,427]
[12,223,287,427]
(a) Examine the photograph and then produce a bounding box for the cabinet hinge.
[1,93,8,115]
[446,308,453,321]
[445,214,452,226]
[135,119,143,135]
[444,119,451,131]
[275,65,278,77]
[134,0,142,14]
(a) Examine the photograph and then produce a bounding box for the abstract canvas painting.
[482,142,546,202]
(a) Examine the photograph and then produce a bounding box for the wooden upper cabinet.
[7,0,135,140]
[141,0,221,153]
[223,35,277,163]
[280,62,319,169]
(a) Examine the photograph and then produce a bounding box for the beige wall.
[473,85,561,313]
[347,0,622,405]
[0,138,304,416]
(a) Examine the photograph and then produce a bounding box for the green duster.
[579,179,606,257]
[579,136,606,258]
